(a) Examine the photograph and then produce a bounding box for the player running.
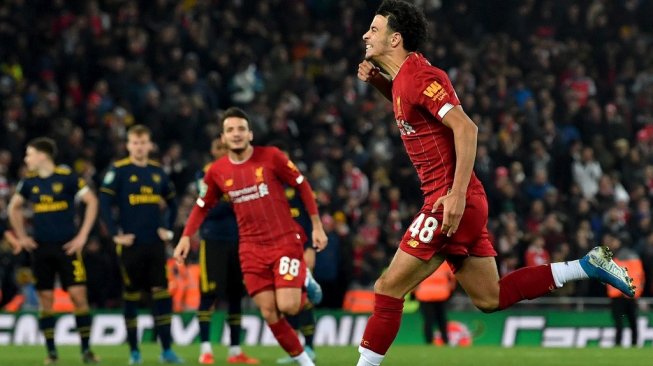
[355,1,635,365]
[174,107,327,366]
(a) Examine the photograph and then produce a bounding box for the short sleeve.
[195,167,207,194]
[100,167,119,196]
[411,68,460,121]
[271,147,305,187]
[69,172,89,197]
[78,177,88,191]
[16,179,30,198]
[196,164,222,209]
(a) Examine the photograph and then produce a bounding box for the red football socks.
[359,293,405,355]
[499,264,556,310]
[268,318,304,357]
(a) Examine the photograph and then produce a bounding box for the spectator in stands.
[604,233,644,347]
[572,147,603,200]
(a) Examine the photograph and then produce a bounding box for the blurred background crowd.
[1,0,653,310]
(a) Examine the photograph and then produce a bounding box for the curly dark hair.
[376,0,428,52]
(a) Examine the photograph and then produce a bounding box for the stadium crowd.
[1,0,653,310]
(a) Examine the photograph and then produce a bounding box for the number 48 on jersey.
[408,213,439,243]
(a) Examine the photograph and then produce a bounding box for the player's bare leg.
[304,249,316,269]
[253,290,314,366]
[453,257,500,312]
[68,285,99,363]
[253,290,281,322]
[375,250,444,297]
[38,290,58,364]
[357,250,444,366]
[275,287,303,316]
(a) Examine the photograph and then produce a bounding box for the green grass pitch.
[1,345,651,366]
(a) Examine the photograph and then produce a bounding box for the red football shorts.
[399,191,496,272]
[239,233,307,297]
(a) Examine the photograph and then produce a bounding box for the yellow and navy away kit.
[17,166,88,243]
[99,158,177,245]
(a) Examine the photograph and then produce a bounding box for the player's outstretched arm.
[358,60,392,101]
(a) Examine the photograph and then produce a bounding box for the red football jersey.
[392,53,484,207]
[200,146,306,243]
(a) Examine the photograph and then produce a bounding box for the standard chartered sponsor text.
[229,183,269,203]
